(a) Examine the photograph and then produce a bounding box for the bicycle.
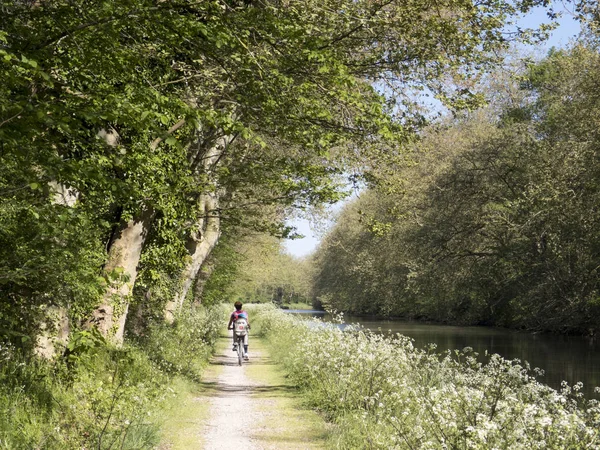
[231,318,249,366]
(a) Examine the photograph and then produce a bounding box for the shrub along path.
[159,336,329,449]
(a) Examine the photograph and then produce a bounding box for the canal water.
[286,310,600,399]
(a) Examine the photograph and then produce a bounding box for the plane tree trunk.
[34,182,78,358]
[165,192,221,322]
[87,207,154,345]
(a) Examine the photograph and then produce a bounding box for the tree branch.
[150,118,187,150]
[0,110,23,129]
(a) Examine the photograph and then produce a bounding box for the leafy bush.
[0,306,222,449]
[0,340,163,449]
[143,306,222,378]
[256,307,600,449]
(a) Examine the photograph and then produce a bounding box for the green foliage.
[203,232,314,306]
[0,194,107,343]
[0,341,163,449]
[0,306,221,449]
[142,306,222,378]
[0,0,201,338]
[257,307,600,449]
[199,235,248,307]
[65,328,108,365]
[131,213,192,320]
[311,43,600,333]
[0,0,558,349]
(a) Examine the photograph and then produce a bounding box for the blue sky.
[284,3,581,258]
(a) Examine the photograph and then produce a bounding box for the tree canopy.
[1,0,560,346]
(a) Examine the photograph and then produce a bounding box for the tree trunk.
[192,259,216,305]
[165,192,220,322]
[164,133,232,322]
[34,305,70,359]
[33,181,79,358]
[88,207,154,345]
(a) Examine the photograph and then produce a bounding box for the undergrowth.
[0,306,222,449]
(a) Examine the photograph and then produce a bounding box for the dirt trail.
[198,337,327,450]
[201,339,262,450]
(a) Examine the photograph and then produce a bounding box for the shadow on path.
[200,336,326,449]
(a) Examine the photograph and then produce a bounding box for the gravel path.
[201,338,266,450]
[195,336,327,450]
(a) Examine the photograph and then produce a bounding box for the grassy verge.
[156,335,227,449]
[0,306,223,449]
[156,376,213,449]
[245,338,330,449]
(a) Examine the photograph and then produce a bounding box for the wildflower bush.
[0,306,222,449]
[254,306,600,449]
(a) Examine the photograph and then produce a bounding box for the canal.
[287,310,600,399]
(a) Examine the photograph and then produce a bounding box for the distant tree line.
[200,233,314,306]
[312,37,600,334]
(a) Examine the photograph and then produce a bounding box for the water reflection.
[287,310,600,399]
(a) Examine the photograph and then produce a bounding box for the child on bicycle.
[227,301,250,360]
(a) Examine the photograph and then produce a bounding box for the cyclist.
[227,301,250,360]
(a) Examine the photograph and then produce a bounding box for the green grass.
[155,332,227,450]
[245,338,330,449]
[156,374,216,449]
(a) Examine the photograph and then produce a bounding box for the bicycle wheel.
[237,338,243,366]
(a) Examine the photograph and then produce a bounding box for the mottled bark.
[48,181,78,207]
[88,207,154,345]
[78,126,148,345]
[165,193,220,322]
[34,306,70,359]
[34,182,79,358]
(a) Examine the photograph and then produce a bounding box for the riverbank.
[158,335,329,449]
[289,309,600,399]
[257,305,600,449]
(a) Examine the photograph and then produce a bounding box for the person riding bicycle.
[227,301,250,360]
